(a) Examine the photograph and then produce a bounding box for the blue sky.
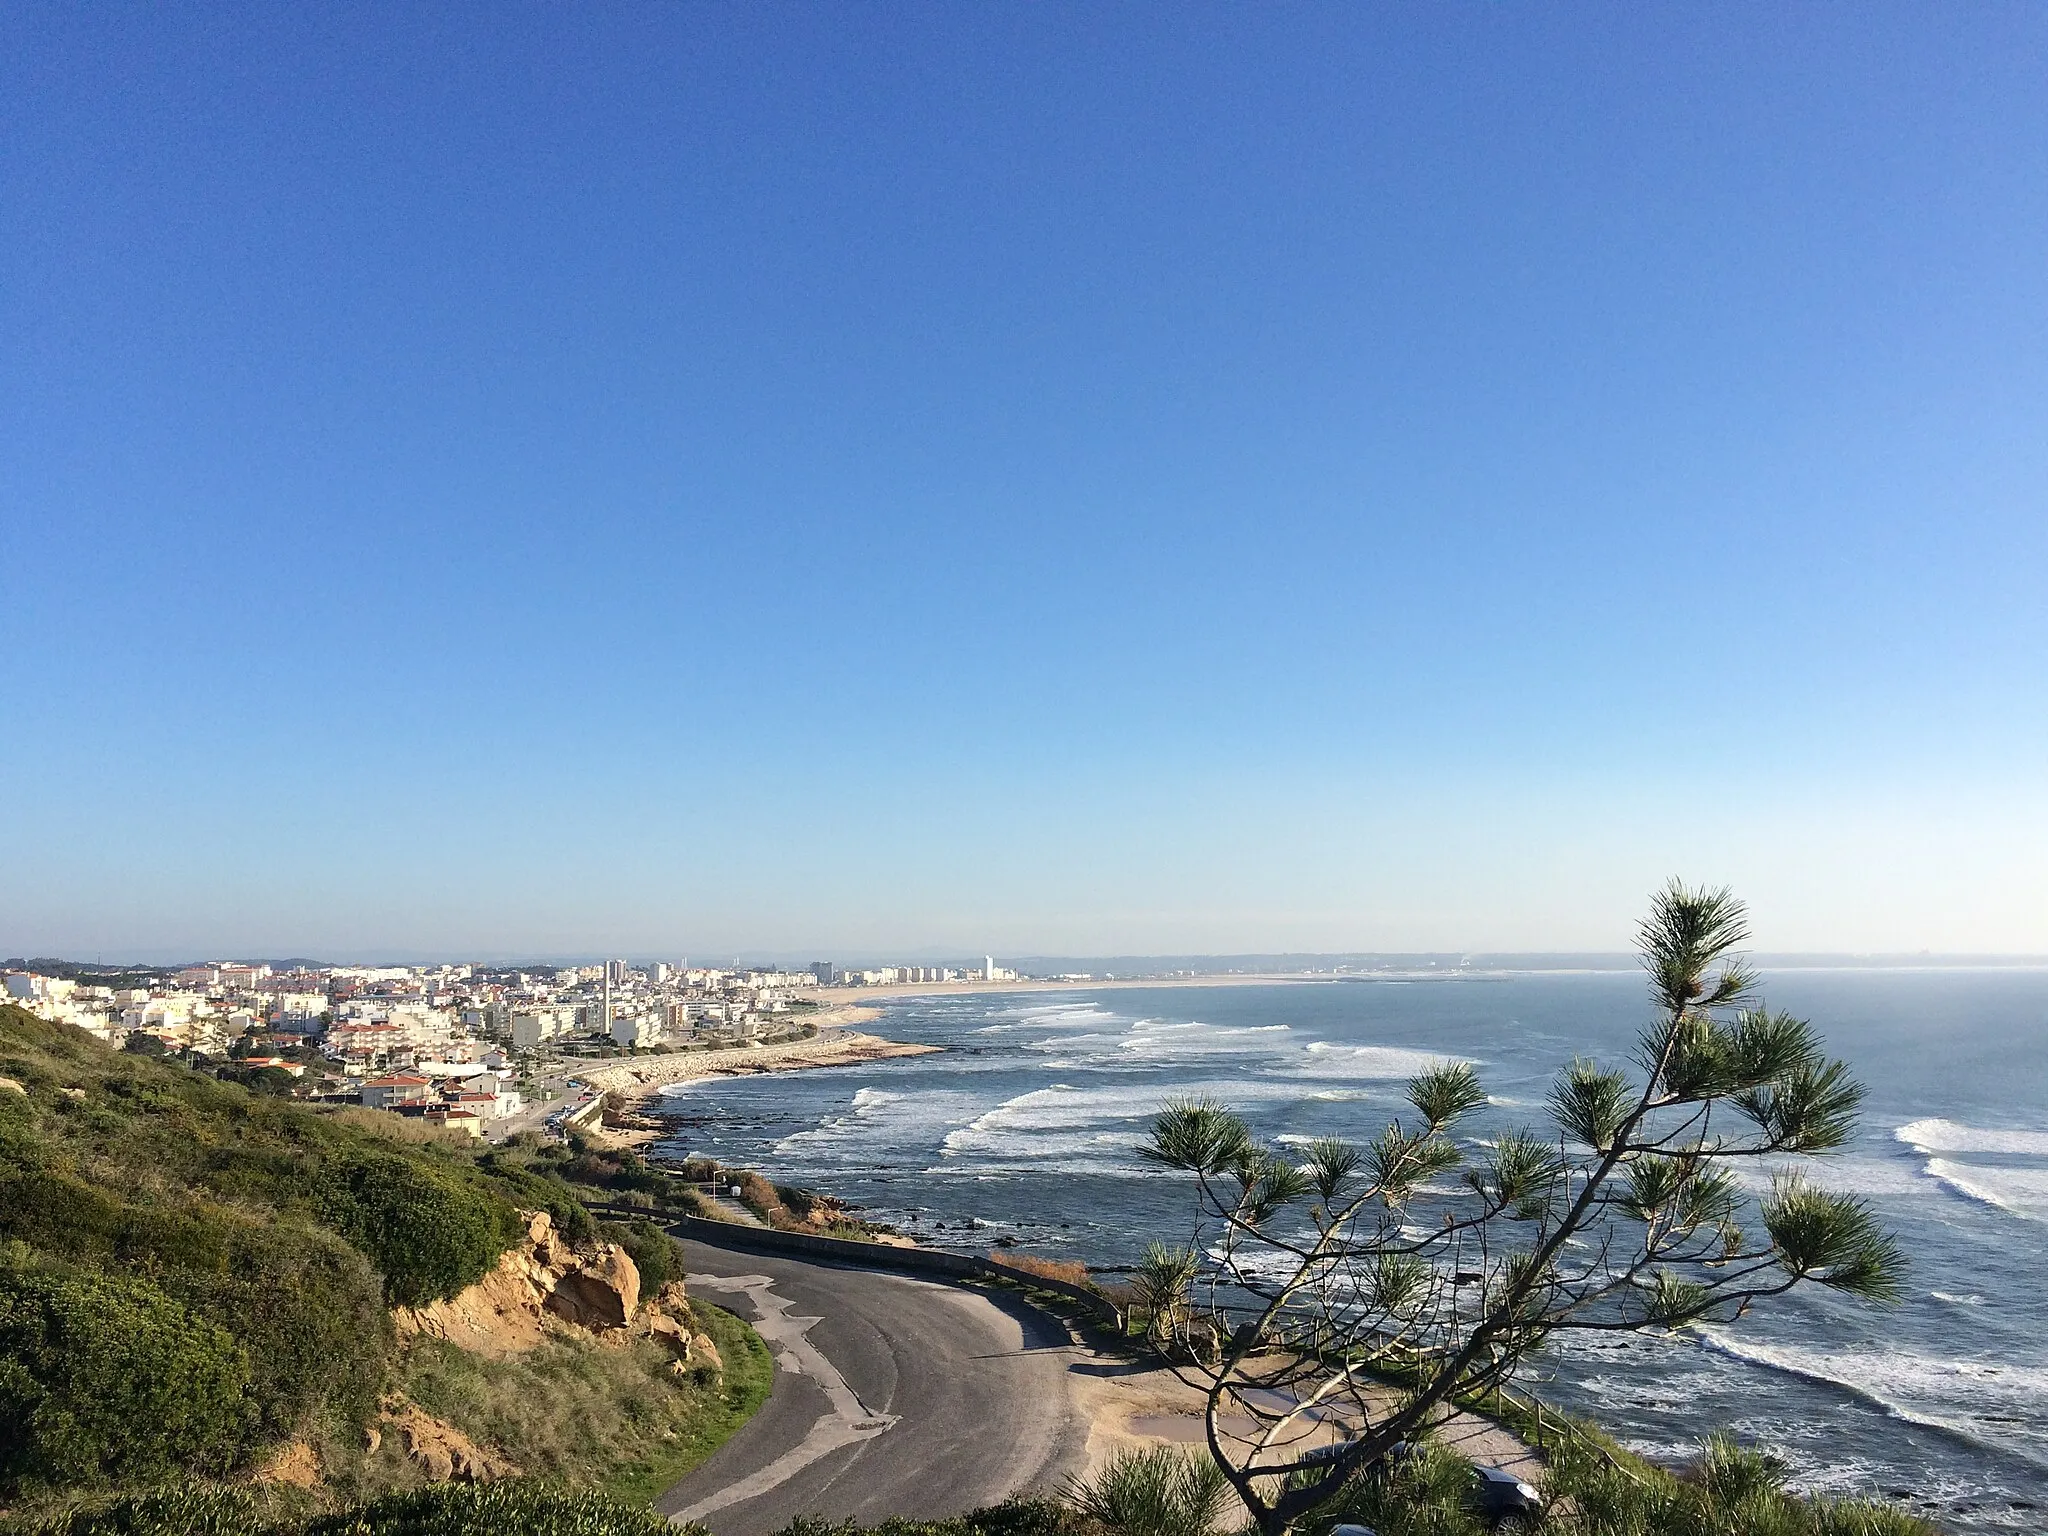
[4,5,2044,960]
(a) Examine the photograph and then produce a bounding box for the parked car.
[1468,1462,1545,1532]
[1302,1441,1543,1532]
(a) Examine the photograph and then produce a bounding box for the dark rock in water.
[994,1234,1019,1247]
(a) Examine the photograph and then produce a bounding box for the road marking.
[675,1271,900,1524]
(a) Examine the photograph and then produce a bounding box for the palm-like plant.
[1137,883,1905,1536]
[1063,1446,1232,1536]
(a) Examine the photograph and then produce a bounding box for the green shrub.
[319,1154,514,1306]
[159,1222,388,1438]
[1062,1446,1230,1536]
[0,1170,130,1260]
[0,1170,386,1444]
[0,1266,255,1491]
[771,1505,1076,1536]
[12,1484,262,1536]
[11,1484,682,1536]
[307,1483,675,1536]
[469,1152,594,1243]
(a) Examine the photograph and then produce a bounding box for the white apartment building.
[510,1007,576,1050]
[611,1012,663,1049]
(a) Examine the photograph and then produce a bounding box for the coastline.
[814,973,1334,1004]
[576,1006,940,1111]
[572,979,1332,1144]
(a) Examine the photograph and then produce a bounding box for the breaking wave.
[1896,1119,2048,1156]
[1695,1332,2048,1471]
[1923,1158,2048,1222]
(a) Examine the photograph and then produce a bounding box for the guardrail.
[583,1199,1124,1329]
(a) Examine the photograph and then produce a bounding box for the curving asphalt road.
[658,1240,1089,1535]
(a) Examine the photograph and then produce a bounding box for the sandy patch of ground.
[1066,1345,1542,1496]
[253,1439,322,1488]
[578,1027,937,1105]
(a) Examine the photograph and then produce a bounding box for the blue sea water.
[650,971,2048,1530]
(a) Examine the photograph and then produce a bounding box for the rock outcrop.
[545,1242,640,1330]
[396,1210,654,1357]
[380,1395,522,1482]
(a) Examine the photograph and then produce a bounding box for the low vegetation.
[334,1301,771,1508]
[984,1253,1098,1291]
[1062,1448,1229,1536]
[1300,1430,1936,1536]
[7,1483,683,1536]
[0,1005,770,1513]
[4,1487,1074,1536]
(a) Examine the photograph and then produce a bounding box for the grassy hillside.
[0,1005,763,1512]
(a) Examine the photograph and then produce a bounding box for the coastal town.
[0,955,1016,1136]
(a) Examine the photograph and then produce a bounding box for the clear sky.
[4,5,2044,961]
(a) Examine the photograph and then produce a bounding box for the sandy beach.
[582,976,1330,1109]
[573,977,1331,1139]
[576,1005,940,1107]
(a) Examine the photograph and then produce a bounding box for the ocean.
[648,971,2048,1531]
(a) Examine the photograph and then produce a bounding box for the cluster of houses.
[4,952,1026,1134]
[2,957,843,1125]
[356,1062,523,1138]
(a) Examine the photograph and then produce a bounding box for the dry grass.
[320,1106,479,1149]
[317,1303,773,1508]
[991,1252,1098,1290]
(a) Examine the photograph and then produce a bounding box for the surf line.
[673,1271,899,1524]
[1691,1332,2048,1475]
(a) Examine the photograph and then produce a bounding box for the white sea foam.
[1923,1158,2048,1222]
[1295,1042,1473,1079]
[1016,1015,1296,1066]
[1896,1118,2048,1156]
[938,1082,1155,1168]
[1726,1155,1930,1198]
[1003,1002,1124,1030]
[1694,1332,2048,1466]
[770,1086,987,1161]
[934,1072,1356,1174]
[1121,1017,1295,1056]
[1931,1291,1986,1306]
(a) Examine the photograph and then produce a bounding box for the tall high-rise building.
[650,962,671,984]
